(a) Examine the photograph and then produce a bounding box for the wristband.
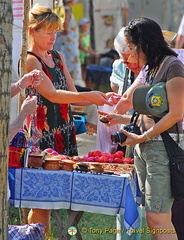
[17,82,24,90]
[143,132,152,141]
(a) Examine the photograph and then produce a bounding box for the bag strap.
[130,111,140,126]
[121,67,130,95]
[130,70,135,84]
[146,53,166,85]
[153,116,180,144]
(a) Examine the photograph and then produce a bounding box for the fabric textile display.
[8,224,45,240]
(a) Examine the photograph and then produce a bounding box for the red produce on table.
[113,157,125,164]
[113,151,124,158]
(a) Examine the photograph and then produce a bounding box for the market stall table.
[8,167,141,239]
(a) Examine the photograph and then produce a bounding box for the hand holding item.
[99,115,110,123]
[88,91,113,106]
[98,110,125,127]
[98,109,133,127]
[20,96,37,116]
[9,96,38,142]
[105,92,122,105]
[18,70,43,90]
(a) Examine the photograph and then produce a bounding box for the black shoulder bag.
[147,54,184,201]
[154,117,184,201]
[146,54,184,201]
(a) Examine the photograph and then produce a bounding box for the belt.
[148,133,184,142]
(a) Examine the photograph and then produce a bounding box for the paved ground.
[76,133,97,156]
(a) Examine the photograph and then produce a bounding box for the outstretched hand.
[105,92,122,105]
[98,110,133,127]
[20,96,37,116]
[88,91,114,106]
[98,110,123,126]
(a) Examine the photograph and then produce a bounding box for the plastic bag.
[96,104,120,154]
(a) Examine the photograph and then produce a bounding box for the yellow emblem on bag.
[150,96,163,106]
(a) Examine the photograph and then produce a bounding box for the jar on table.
[28,153,44,168]
[43,159,60,170]
[60,159,75,171]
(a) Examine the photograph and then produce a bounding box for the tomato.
[87,157,95,162]
[113,151,124,158]
[113,157,124,163]
[93,150,102,156]
[108,157,114,163]
[88,151,94,157]
[98,156,107,163]
[94,156,100,162]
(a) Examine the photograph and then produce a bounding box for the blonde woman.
[26,4,111,236]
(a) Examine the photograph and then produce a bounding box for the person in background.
[26,4,112,237]
[122,0,129,26]
[54,0,82,84]
[110,27,145,96]
[100,17,184,240]
[97,27,146,154]
[175,14,184,49]
[54,0,100,134]
[79,17,96,82]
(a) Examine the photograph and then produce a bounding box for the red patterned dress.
[26,50,78,156]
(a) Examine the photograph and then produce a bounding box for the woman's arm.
[11,70,42,98]
[115,79,144,114]
[62,8,70,35]
[98,110,133,126]
[118,76,184,147]
[26,54,111,106]
[9,96,37,141]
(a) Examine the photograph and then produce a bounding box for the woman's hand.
[98,110,131,126]
[118,129,145,147]
[105,92,122,104]
[87,91,114,106]
[19,69,43,89]
[20,95,37,116]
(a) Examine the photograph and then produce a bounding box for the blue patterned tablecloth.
[8,167,141,230]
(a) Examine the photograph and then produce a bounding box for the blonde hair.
[28,4,63,48]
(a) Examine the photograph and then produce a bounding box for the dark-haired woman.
[103,17,184,240]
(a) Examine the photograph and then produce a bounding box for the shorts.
[134,140,174,213]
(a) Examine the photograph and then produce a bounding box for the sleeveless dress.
[26,50,78,156]
[54,6,82,81]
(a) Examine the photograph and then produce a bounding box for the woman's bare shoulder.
[26,54,42,71]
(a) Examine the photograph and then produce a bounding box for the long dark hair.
[124,17,177,71]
